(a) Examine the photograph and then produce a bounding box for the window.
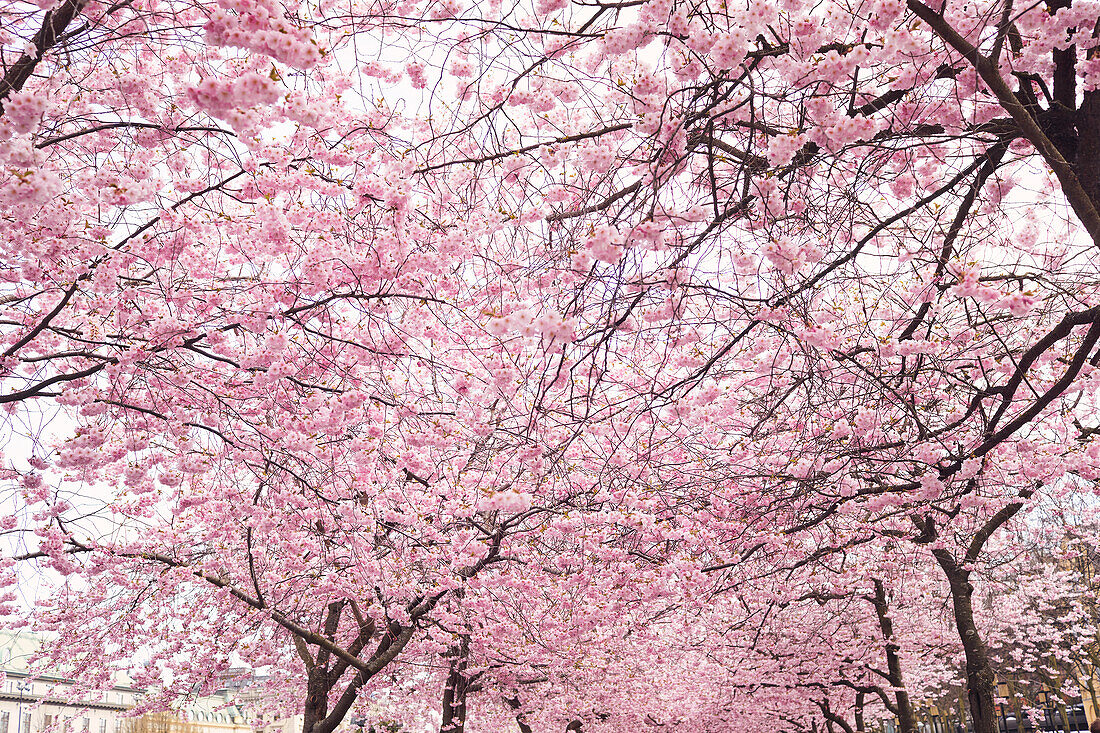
[44,717,53,732]
[113,722,121,733]
[81,719,89,733]
[98,722,105,733]
[22,711,32,733]
[1,712,10,733]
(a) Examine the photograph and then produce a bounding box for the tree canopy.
[3,0,1100,730]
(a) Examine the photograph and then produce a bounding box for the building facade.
[0,632,140,733]
[0,633,249,733]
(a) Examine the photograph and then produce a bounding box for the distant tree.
[123,712,202,733]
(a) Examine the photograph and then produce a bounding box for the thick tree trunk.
[302,603,345,733]
[302,669,330,733]
[1077,90,1100,207]
[440,635,470,733]
[936,553,998,733]
[1010,681,1026,733]
[297,600,379,733]
[1086,651,1100,722]
[871,580,918,733]
[915,495,1030,733]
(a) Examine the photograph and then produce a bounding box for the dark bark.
[1009,682,1025,733]
[947,573,997,733]
[302,602,346,733]
[1048,0,1078,162]
[906,0,1100,246]
[298,600,384,733]
[1052,40,1077,112]
[437,541,508,733]
[818,700,855,733]
[1077,89,1100,206]
[0,0,88,112]
[302,666,332,733]
[439,635,471,733]
[921,535,998,733]
[871,579,918,733]
[911,496,1032,733]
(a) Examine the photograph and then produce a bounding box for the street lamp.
[15,680,32,733]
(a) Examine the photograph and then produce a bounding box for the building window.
[97,722,105,733]
[1,712,10,733]
[81,719,89,733]
[22,711,32,733]
[44,717,53,732]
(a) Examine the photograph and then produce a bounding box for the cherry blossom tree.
[7,0,1100,730]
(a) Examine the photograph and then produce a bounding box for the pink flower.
[406,61,427,89]
[3,91,46,134]
[709,30,747,70]
[187,72,282,117]
[586,224,624,264]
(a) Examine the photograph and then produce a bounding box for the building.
[0,633,250,733]
[0,631,140,733]
[178,690,251,733]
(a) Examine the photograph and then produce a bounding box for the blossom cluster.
[2,90,46,134]
[949,262,1037,316]
[204,0,322,68]
[187,72,283,117]
[761,236,824,275]
[480,489,533,512]
[487,308,576,342]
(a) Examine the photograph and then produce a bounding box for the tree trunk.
[302,666,330,733]
[871,579,918,733]
[819,700,855,733]
[440,635,470,733]
[1010,681,1024,733]
[936,552,998,733]
[915,496,1030,733]
[297,600,378,733]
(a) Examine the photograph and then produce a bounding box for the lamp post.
[15,680,32,733]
